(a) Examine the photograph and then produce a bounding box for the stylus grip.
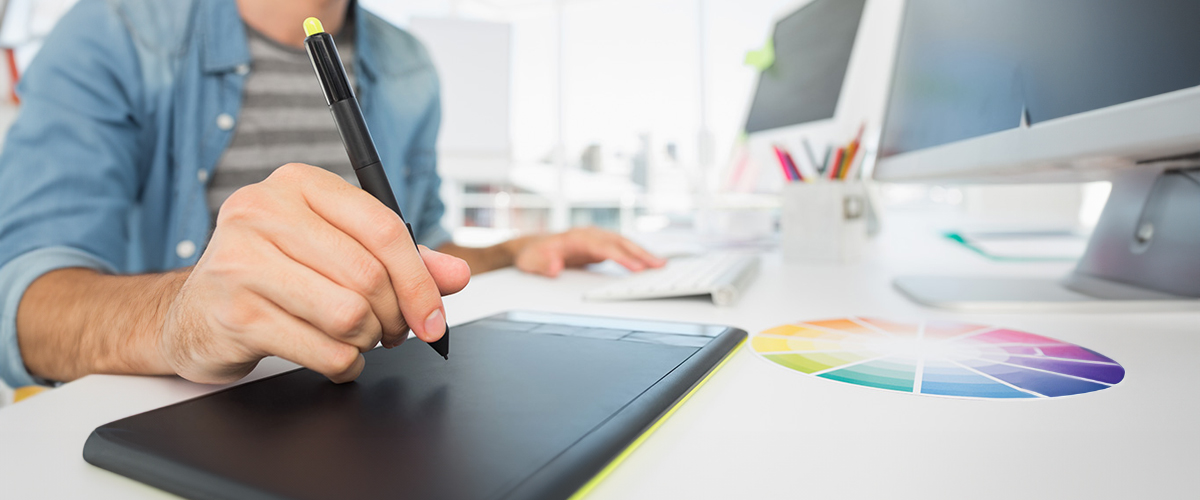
[330,98,381,170]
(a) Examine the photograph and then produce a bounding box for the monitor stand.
[894,161,1200,312]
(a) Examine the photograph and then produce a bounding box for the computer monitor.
[875,0,1200,310]
[743,0,865,135]
[738,0,901,196]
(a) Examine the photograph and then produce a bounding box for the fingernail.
[424,309,445,340]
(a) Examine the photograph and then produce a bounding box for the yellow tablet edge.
[568,338,746,499]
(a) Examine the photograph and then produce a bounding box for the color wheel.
[751,318,1124,399]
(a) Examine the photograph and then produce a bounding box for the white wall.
[363,0,804,170]
[407,17,512,183]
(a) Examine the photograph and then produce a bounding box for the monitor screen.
[879,0,1200,158]
[743,0,865,134]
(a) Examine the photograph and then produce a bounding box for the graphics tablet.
[83,311,746,500]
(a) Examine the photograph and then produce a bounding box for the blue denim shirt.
[0,0,450,388]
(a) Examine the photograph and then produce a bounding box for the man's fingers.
[608,251,646,272]
[515,243,565,277]
[588,242,645,272]
[618,238,665,268]
[241,201,408,347]
[240,294,366,384]
[273,164,447,343]
[419,246,471,295]
[546,259,564,277]
[581,232,663,272]
[242,247,383,353]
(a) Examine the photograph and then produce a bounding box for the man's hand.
[439,227,665,277]
[507,227,665,277]
[160,163,469,384]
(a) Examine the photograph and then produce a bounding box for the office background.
[0,0,1108,401]
[0,0,1105,244]
[3,2,1199,498]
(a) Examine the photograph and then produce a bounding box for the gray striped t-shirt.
[207,26,359,221]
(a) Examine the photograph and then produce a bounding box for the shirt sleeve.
[408,77,452,251]
[0,0,145,386]
[0,248,117,388]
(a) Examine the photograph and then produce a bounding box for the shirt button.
[235,64,250,75]
[216,113,235,131]
[176,240,197,259]
[197,169,209,183]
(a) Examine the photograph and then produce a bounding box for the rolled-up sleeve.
[0,248,116,388]
[0,0,145,386]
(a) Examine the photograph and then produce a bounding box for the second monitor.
[875,0,1200,310]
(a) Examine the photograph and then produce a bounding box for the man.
[0,0,663,389]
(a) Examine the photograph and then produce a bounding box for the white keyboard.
[584,253,761,306]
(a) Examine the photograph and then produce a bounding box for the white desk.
[2,213,1198,499]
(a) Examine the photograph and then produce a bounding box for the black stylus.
[303,17,449,360]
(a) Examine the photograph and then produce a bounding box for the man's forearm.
[438,238,533,275]
[16,268,186,382]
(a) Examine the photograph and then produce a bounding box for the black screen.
[744,0,865,133]
[879,0,1200,158]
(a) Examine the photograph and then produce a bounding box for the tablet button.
[623,332,710,348]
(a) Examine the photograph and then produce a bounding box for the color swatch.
[751,318,1124,399]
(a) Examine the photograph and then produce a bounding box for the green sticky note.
[744,36,775,70]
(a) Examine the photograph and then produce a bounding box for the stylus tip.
[429,327,450,360]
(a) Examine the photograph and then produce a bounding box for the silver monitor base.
[895,164,1200,313]
[894,274,1200,313]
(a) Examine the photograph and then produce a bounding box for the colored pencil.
[772,145,797,182]
[828,147,845,180]
[782,148,804,181]
[840,124,865,180]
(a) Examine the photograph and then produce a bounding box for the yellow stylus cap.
[303,17,325,36]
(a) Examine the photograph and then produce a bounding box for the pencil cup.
[780,182,868,263]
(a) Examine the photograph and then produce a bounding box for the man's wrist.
[439,237,534,275]
[137,270,189,376]
[495,236,529,263]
